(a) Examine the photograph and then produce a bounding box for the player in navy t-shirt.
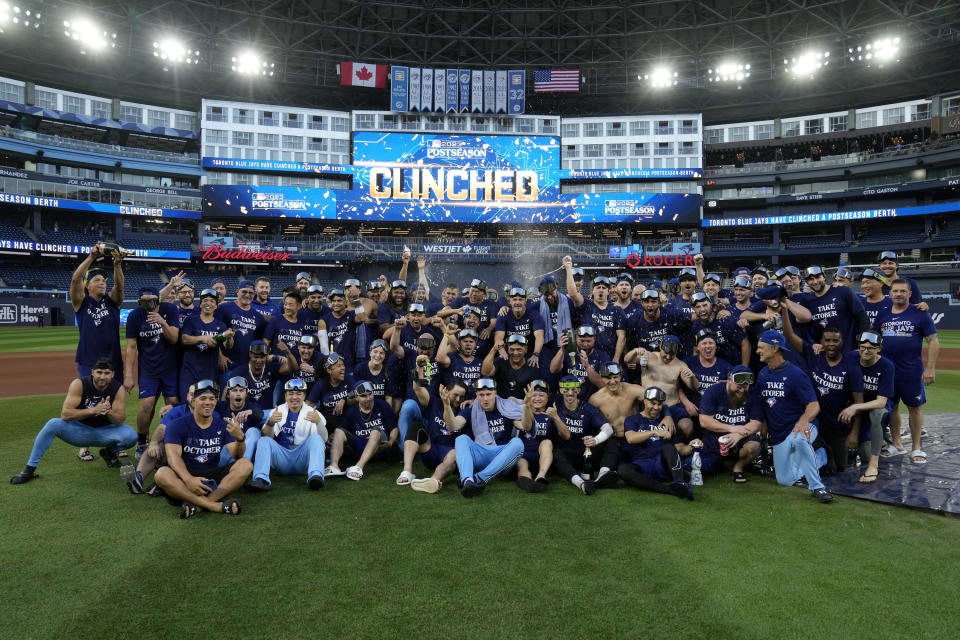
[215,280,268,376]
[264,290,308,356]
[179,289,233,403]
[840,331,896,484]
[449,379,525,498]
[566,269,627,362]
[877,251,924,306]
[858,269,893,328]
[801,265,869,346]
[618,386,693,500]
[329,381,397,481]
[688,292,750,367]
[306,352,357,432]
[437,329,485,391]
[124,286,181,451]
[494,287,546,364]
[70,244,125,377]
[698,368,763,482]
[755,330,833,503]
[682,330,733,408]
[546,376,616,495]
[400,369,468,493]
[875,279,939,464]
[154,381,251,517]
[548,326,610,402]
[515,380,555,492]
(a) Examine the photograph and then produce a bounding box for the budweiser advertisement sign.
[199,244,291,261]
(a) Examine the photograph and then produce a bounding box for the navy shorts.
[139,370,179,399]
[420,443,454,470]
[892,373,926,408]
[669,402,691,422]
[521,440,545,463]
[628,457,671,482]
[337,427,388,458]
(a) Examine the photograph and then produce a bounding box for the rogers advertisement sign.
[199,244,291,262]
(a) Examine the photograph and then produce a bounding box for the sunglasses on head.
[354,381,374,396]
[860,268,887,283]
[343,278,361,288]
[299,335,319,348]
[559,381,581,390]
[195,380,219,396]
[324,352,342,368]
[307,285,325,294]
[284,379,307,392]
[470,279,487,290]
[370,339,388,352]
[695,329,716,343]
[734,276,753,289]
[731,371,754,386]
[367,280,383,290]
[879,251,897,262]
[835,268,852,279]
[704,273,722,284]
[461,305,481,317]
[508,287,526,297]
[475,378,496,390]
[644,387,666,402]
[691,292,710,303]
[199,288,219,300]
[408,303,425,314]
[592,277,611,287]
[538,282,558,294]
[226,376,248,390]
[392,280,407,289]
[416,337,436,349]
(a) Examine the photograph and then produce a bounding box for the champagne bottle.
[582,446,593,481]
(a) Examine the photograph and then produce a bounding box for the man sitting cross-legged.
[327,380,398,481]
[153,380,252,518]
[248,379,328,491]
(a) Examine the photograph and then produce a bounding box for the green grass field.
[2,327,960,637]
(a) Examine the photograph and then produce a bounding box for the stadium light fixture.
[0,3,41,30]
[707,61,750,88]
[848,37,901,67]
[153,38,199,66]
[641,66,678,88]
[63,18,116,54]
[232,51,275,76]
[784,50,829,79]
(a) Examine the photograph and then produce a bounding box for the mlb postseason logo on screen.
[603,199,657,218]
[425,138,492,162]
[251,192,309,211]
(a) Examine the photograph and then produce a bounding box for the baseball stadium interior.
[2,2,960,634]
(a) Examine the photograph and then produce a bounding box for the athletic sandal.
[594,470,619,489]
[732,471,748,484]
[531,478,549,493]
[881,444,906,458]
[517,476,537,492]
[325,465,345,477]
[345,466,363,481]
[411,478,441,494]
[858,471,879,484]
[77,449,95,462]
[396,470,416,486]
[180,502,198,519]
[220,499,242,515]
[910,450,927,465]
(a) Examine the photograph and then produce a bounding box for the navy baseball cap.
[730,365,752,377]
[85,268,108,283]
[759,330,792,351]
[668,277,679,286]
[210,277,225,286]
[732,266,751,277]
[559,375,581,388]
[138,286,158,297]
[507,279,522,289]
[237,280,254,290]
[648,279,663,289]
[756,285,785,300]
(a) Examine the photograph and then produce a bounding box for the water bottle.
[690,444,703,486]
[582,447,593,481]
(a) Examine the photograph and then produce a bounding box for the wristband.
[236,436,245,443]
[533,351,540,357]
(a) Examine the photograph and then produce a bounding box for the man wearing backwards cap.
[876,251,925,307]
[124,286,181,453]
[11,357,137,484]
[755,330,834,503]
[697,366,763,483]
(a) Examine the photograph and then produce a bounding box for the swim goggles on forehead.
[353,381,374,396]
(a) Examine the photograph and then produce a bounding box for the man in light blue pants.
[447,378,524,498]
[248,379,328,491]
[755,330,834,503]
[12,358,137,484]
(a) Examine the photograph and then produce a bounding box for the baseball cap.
[237,280,254,291]
[759,329,792,351]
[732,266,751,277]
[756,284,785,300]
[660,335,681,354]
[558,375,581,389]
[138,286,158,297]
[210,277,225,286]
[85,268,108,283]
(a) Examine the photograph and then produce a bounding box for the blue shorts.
[139,370,179,399]
[338,427,388,456]
[628,457,671,482]
[521,440,544,462]
[669,402,691,422]
[892,373,926,407]
[420,443,454,470]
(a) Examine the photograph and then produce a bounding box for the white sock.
[571,476,584,488]
[598,466,610,476]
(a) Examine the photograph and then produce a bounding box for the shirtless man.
[587,361,646,485]
[623,335,699,439]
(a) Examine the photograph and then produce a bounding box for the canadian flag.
[339,62,388,88]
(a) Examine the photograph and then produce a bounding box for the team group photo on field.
[2,1,960,637]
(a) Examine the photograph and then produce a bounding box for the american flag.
[534,69,580,93]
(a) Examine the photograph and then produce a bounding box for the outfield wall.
[0,297,75,327]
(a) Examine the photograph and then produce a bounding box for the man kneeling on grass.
[12,357,137,485]
[450,378,524,498]
[327,380,397,481]
[248,379,328,491]
[153,380,252,518]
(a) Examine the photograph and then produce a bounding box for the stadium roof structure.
[2,0,959,122]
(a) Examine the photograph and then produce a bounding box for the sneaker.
[812,488,835,503]
[580,480,597,495]
[517,476,537,492]
[460,477,485,498]
[134,444,148,461]
[247,478,271,492]
[594,469,619,489]
[99,448,121,469]
[669,480,693,500]
[10,469,37,485]
[411,478,441,494]
[793,477,808,488]
[307,475,324,490]
[145,482,160,497]
[120,463,143,494]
